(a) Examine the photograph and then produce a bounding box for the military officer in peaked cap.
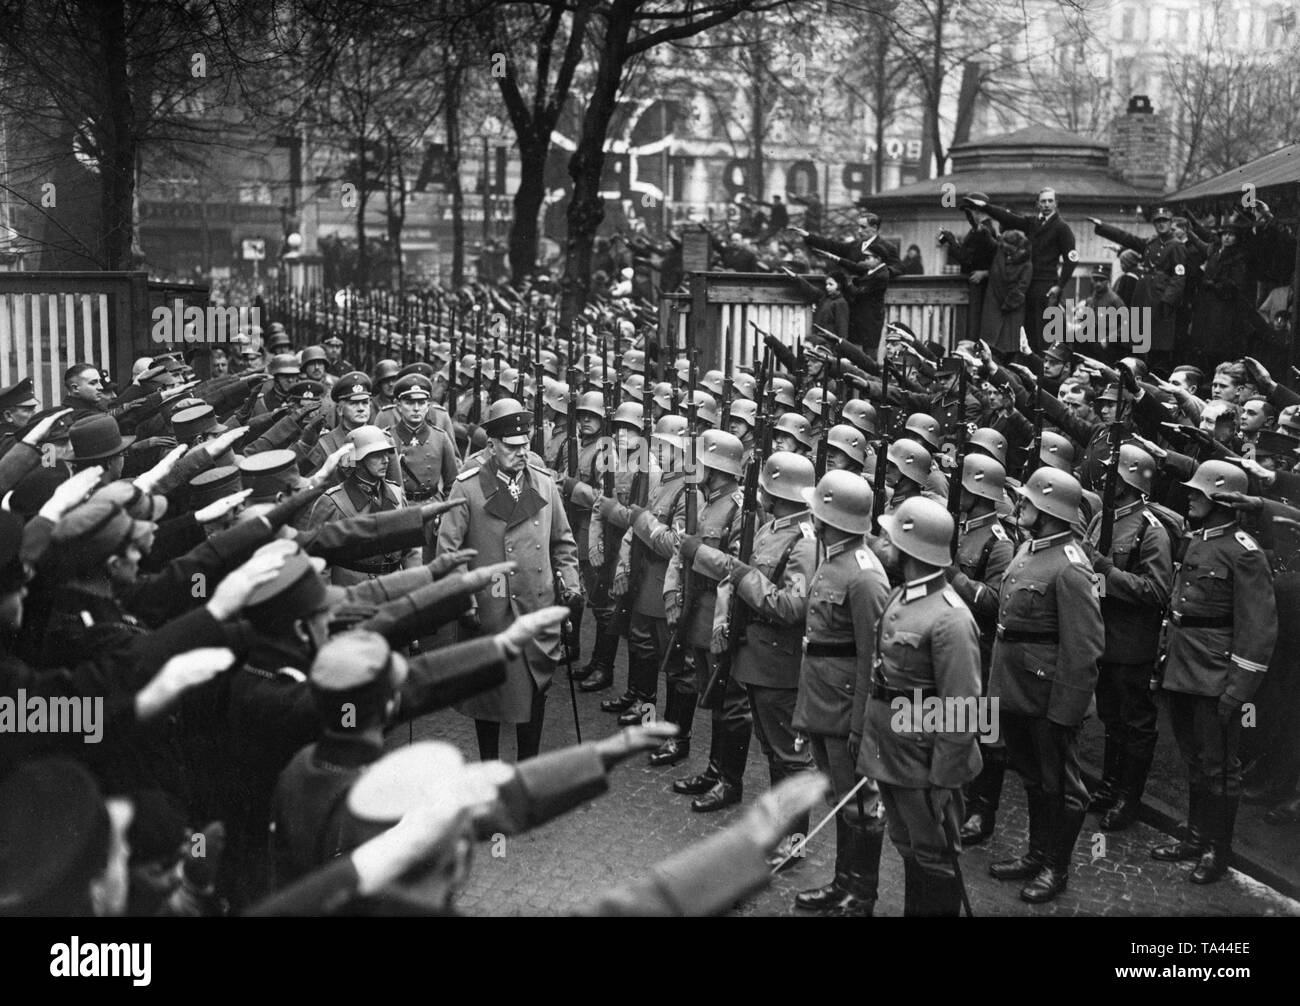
[381,375,458,508]
[436,398,582,763]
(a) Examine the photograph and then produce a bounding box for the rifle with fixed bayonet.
[871,350,892,534]
[1096,368,1127,554]
[700,343,773,711]
[948,354,970,551]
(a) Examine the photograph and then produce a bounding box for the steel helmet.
[651,382,674,411]
[1016,466,1083,524]
[612,401,644,431]
[543,380,570,414]
[759,451,816,503]
[620,373,645,401]
[268,353,302,377]
[622,349,646,374]
[498,366,521,388]
[879,496,955,568]
[1040,431,1075,471]
[826,424,867,466]
[697,429,744,478]
[771,377,798,409]
[774,412,814,449]
[887,438,933,486]
[962,453,1008,504]
[348,425,394,461]
[733,373,758,401]
[904,412,941,450]
[728,398,758,429]
[1181,459,1247,499]
[801,470,874,534]
[1117,443,1156,495]
[842,399,878,437]
[539,349,560,378]
[457,354,477,380]
[373,359,401,383]
[300,345,328,366]
[701,370,725,396]
[689,391,719,427]
[576,391,606,418]
[651,414,689,449]
[969,427,1008,466]
[803,388,838,417]
[674,358,691,383]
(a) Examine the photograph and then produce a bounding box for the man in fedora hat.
[67,414,136,480]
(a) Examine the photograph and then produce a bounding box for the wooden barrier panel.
[668,273,971,373]
[0,273,208,405]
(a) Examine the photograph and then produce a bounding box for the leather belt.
[1172,612,1233,629]
[871,682,938,702]
[996,626,1059,643]
[805,641,856,658]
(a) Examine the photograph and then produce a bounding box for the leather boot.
[795,817,851,911]
[825,822,883,917]
[672,757,720,795]
[1021,800,1082,904]
[601,690,640,714]
[649,687,692,767]
[1088,735,1124,813]
[612,654,657,721]
[1152,787,1208,861]
[991,787,1049,880]
[691,779,742,812]
[913,864,963,917]
[1190,794,1236,884]
[901,857,923,917]
[1101,749,1154,832]
[578,625,619,693]
[960,747,1006,845]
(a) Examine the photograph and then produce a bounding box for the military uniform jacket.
[560,436,607,557]
[623,470,689,618]
[589,442,648,568]
[1084,500,1173,664]
[988,530,1104,727]
[857,573,983,788]
[1164,521,1276,703]
[695,510,818,689]
[1094,224,1187,352]
[793,537,890,737]
[307,475,417,583]
[664,480,742,649]
[386,418,458,501]
[949,510,1014,666]
[436,457,580,723]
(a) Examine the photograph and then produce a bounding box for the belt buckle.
[1171,611,1183,626]
[995,624,1006,639]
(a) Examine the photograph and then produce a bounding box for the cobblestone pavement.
[396,625,1300,918]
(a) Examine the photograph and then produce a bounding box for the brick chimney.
[1109,95,1170,192]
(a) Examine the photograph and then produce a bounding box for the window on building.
[1168,10,1188,41]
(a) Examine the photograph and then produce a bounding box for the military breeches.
[1097,661,1158,761]
[746,684,814,787]
[1002,713,1089,812]
[880,784,961,879]
[809,733,883,831]
[1167,691,1242,797]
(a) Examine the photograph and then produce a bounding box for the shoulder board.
[943,587,962,607]
[990,522,1008,541]
[280,667,308,684]
[432,403,449,414]
[855,548,880,571]
[1063,544,1087,566]
[732,490,744,508]
[377,402,396,412]
[1143,510,1161,528]
[800,520,815,540]
[323,482,345,496]
[1234,529,1259,552]
[456,466,480,481]
[528,461,552,477]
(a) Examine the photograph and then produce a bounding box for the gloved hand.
[626,504,647,525]
[679,533,703,564]
[560,476,578,499]
[927,786,960,827]
[610,570,628,598]
[1217,692,1242,726]
[458,609,482,635]
[595,496,622,522]
[427,548,477,578]
[298,411,327,449]
[727,561,754,586]
[664,590,680,628]
[134,436,178,452]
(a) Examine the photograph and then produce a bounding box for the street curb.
[1079,761,1300,902]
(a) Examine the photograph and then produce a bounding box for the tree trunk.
[559,12,634,333]
[356,188,370,291]
[750,48,765,202]
[509,135,547,282]
[443,57,465,288]
[99,0,136,270]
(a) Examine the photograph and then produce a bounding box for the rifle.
[871,353,892,534]
[701,344,773,711]
[598,338,619,600]
[948,356,969,551]
[611,408,654,640]
[471,320,484,425]
[813,358,832,478]
[1096,376,1127,554]
[720,327,735,427]
[530,352,545,456]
